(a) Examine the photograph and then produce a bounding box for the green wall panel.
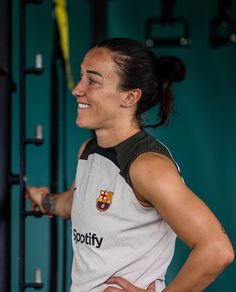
[11,0,235,291]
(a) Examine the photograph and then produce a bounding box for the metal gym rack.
[19,0,45,290]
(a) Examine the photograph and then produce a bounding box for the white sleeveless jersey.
[71,131,178,291]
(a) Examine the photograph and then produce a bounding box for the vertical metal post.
[49,51,59,292]
[19,0,26,290]
[90,0,108,46]
[0,0,12,291]
[18,0,45,289]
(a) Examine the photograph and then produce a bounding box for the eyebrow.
[86,69,104,78]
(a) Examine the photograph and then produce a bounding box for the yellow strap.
[54,0,74,90]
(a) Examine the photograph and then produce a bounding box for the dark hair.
[97,38,186,128]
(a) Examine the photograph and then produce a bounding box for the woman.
[27,38,234,291]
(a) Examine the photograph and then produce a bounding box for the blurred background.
[0,0,235,291]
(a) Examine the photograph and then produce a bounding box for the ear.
[121,89,142,108]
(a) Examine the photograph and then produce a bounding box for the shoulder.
[130,152,184,206]
[130,152,181,186]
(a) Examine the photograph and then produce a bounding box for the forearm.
[42,189,74,219]
[164,241,233,292]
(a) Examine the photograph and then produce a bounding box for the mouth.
[78,102,91,109]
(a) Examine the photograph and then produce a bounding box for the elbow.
[214,243,235,271]
[221,245,234,267]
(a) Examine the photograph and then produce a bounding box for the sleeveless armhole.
[79,137,97,160]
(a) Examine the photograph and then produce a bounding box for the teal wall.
[11,0,235,291]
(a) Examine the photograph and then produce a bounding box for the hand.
[25,186,49,213]
[104,277,156,292]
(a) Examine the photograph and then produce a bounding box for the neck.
[95,124,141,148]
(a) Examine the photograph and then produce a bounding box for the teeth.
[78,102,91,109]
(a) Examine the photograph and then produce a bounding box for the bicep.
[153,182,222,248]
[130,154,226,249]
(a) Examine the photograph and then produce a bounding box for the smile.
[78,102,91,109]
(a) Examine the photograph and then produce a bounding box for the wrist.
[41,193,56,217]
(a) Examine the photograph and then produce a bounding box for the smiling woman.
[73,46,131,133]
[26,38,234,292]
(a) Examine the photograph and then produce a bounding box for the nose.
[72,81,85,98]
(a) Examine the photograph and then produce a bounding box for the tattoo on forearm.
[42,193,57,214]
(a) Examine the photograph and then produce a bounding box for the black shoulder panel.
[79,131,177,188]
[80,137,97,160]
[115,131,174,186]
[79,137,120,167]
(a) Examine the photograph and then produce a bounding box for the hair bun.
[157,56,186,82]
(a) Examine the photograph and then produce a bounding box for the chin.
[76,118,85,128]
[76,120,87,129]
[76,118,94,130]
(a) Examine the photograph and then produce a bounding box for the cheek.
[101,98,121,113]
[91,91,121,108]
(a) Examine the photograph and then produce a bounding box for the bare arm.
[42,184,74,218]
[129,152,234,291]
[26,185,74,219]
[26,139,91,219]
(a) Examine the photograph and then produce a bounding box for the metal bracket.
[145,0,191,47]
[24,138,45,146]
[24,68,44,75]
[22,283,43,289]
[210,0,236,47]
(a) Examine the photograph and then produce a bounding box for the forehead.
[81,47,118,78]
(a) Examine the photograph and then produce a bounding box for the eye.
[88,78,98,85]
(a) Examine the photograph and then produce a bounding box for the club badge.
[96,190,113,212]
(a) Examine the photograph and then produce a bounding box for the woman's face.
[72,47,127,130]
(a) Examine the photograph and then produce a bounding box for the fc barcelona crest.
[96,190,113,212]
